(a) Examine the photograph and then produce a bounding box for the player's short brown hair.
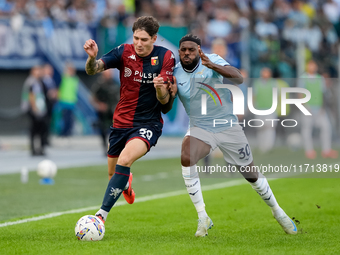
[132,16,159,37]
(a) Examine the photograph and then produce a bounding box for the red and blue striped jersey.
[100,44,175,128]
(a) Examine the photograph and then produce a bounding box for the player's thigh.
[117,138,148,167]
[116,124,162,167]
[216,126,253,167]
[181,135,212,166]
[108,157,118,179]
[219,139,258,181]
[107,127,128,158]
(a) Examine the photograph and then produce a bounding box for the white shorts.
[185,125,253,166]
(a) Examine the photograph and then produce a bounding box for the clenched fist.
[84,39,98,59]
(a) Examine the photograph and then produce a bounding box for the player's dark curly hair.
[179,34,201,47]
[132,16,160,37]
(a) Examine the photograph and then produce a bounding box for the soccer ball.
[75,215,105,241]
[37,159,57,178]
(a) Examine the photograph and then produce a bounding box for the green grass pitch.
[0,149,339,255]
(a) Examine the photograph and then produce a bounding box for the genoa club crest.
[151,56,159,66]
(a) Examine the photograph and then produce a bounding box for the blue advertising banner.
[0,20,95,70]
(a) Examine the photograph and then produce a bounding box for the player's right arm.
[84,39,105,75]
[199,46,243,84]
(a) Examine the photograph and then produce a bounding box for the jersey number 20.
[139,128,153,140]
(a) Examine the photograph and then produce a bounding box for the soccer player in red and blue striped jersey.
[83,16,176,224]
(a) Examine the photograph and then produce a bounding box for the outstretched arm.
[198,46,243,84]
[84,39,105,75]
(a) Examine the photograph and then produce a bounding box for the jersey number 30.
[238,144,250,159]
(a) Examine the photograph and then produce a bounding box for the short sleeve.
[208,54,230,80]
[100,44,125,70]
[209,53,230,66]
[160,50,176,83]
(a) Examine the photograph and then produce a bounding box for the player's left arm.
[154,74,170,104]
[153,50,176,106]
[198,46,243,84]
[161,76,177,114]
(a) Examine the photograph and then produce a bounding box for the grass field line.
[0,178,277,228]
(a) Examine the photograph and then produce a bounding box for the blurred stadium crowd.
[1,0,340,77]
[0,0,339,156]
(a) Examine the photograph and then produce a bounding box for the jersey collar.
[183,58,201,73]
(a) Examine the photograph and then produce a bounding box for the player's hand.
[154,74,169,104]
[84,39,98,59]
[198,46,214,69]
[167,76,177,98]
[153,74,166,89]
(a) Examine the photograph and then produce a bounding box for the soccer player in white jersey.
[169,34,297,237]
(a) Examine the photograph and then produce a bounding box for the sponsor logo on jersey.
[134,70,158,79]
[151,56,159,66]
[124,67,132,77]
